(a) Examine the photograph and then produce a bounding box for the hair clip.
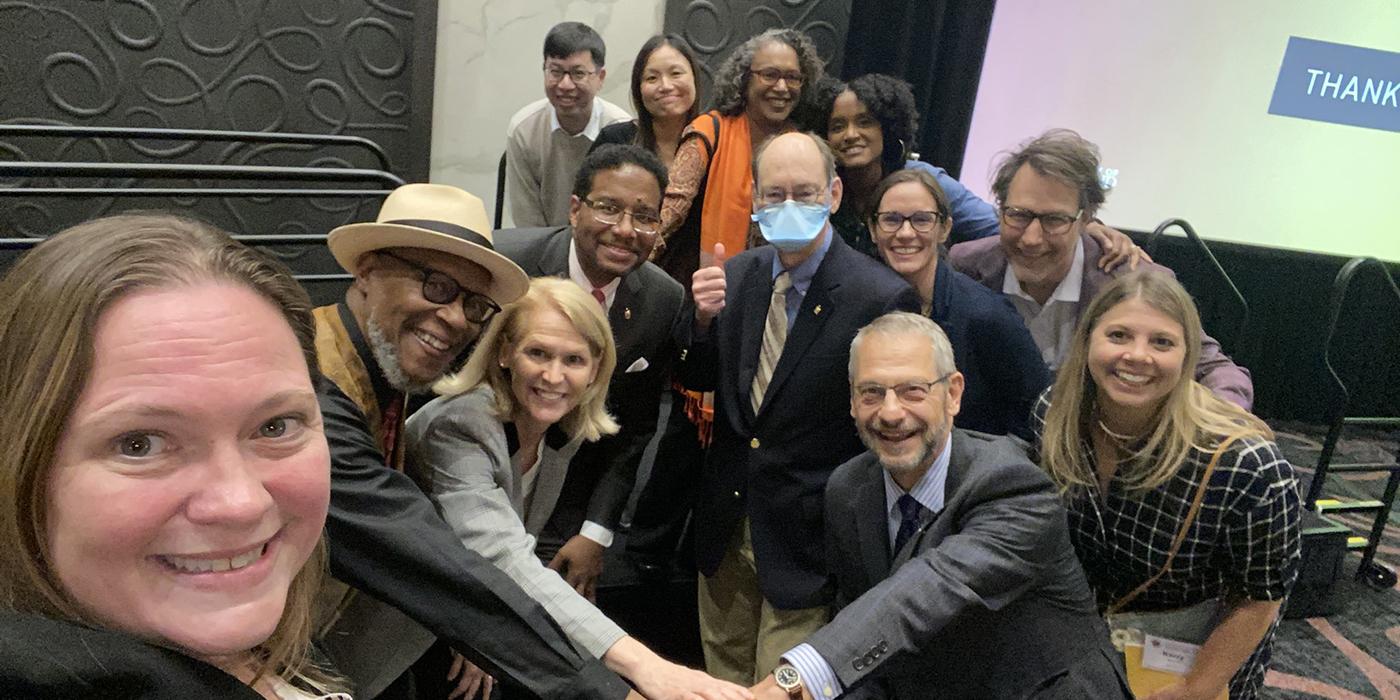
[1098,166,1118,191]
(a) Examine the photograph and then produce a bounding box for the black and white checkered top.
[1031,391,1301,699]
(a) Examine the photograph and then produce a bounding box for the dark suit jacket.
[948,233,1254,410]
[0,611,262,699]
[677,233,920,609]
[809,431,1130,699]
[495,226,685,544]
[929,257,1050,439]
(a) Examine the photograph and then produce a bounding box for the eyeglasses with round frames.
[544,66,596,84]
[749,68,804,88]
[582,198,662,237]
[854,373,953,407]
[999,206,1082,236]
[378,250,501,323]
[874,210,948,234]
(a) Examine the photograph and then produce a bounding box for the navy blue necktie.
[893,494,924,554]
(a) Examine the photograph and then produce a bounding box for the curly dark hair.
[573,143,669,201]
[710,29,825,128]
[817,73,920,176]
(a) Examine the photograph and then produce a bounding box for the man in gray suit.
[752,312,1129,699]
[494,144,685,597]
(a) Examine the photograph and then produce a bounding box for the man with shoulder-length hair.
[948,129,1253,410]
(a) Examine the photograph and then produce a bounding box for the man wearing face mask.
[679,131,920,685]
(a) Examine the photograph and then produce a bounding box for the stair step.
[1315,499,1385,513]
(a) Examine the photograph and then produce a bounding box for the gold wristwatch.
[774,663,803,698]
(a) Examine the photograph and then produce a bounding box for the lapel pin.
[624,307,632,320]
[814,304,823,316]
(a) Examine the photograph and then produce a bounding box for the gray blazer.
[405,386,627,659]
[808,430,1130,699]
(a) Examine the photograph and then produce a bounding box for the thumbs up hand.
[692,243,728,331]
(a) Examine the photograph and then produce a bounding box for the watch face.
[775,665,802,688]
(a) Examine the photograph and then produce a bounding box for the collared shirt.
[1002,237,1085,371]
[882,438,951,549]
[562,238,621,548]
[768,225,834,328]
[785,437,953,699]
[568,237,621,311]
[548,97,610,140]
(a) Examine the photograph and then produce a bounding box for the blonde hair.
[1039,270,1272,493]
[0,214,333,689]
[438,277,619,441]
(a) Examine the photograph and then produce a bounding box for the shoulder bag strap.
[1106,431,1248,615]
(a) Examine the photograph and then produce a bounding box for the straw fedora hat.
[328,184,529,305]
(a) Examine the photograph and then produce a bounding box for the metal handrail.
[0,162,404,186]
[1305,256,1400,505]
[1145,218,1249,349]
[0,124,393,172]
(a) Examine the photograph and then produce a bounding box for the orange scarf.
[688,111,754,257]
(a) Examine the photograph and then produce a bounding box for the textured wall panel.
[663,0,850,108]
[0,0,435,271]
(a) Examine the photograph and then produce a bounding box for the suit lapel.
[854,456,893,583]
[758,237,841,413]
[609,270,644,363]
[537,228,572,278]
[736,251,773,421]
[524,432,573,535]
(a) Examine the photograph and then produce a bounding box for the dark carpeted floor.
[1263,422,1399,699]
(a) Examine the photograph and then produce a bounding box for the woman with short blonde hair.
[437,276,618,441]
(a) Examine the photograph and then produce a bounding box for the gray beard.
[366,319,436,394]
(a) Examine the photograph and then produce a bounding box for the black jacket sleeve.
[319,380,629,699]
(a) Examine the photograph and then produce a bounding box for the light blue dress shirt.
[768,225,834,328]
[782,438,952,698]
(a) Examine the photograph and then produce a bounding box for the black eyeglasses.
[854,373,953,407]
[749,68,804,87]
[874,210,947,234]
[999,206,1082,236]
[544,66,596,84]
[582,198,662,237]
[378,250,500,323]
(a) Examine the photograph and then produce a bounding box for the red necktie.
[591,288,606,307]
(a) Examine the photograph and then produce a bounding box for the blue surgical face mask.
[751,198,830,252]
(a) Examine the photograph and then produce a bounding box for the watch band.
[773,663,803,699]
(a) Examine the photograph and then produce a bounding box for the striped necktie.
[750,271,792,415]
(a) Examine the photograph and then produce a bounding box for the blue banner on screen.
[1268,36,1400,134]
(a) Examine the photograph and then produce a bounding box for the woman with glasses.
[405,278,750,700]
[1032,270,1299,700]
[655,28,825,285]
[867,168,1049,439]
[591,34,700,171]
[819,73,1143,266]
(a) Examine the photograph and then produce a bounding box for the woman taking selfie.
[0,214,340,699]
[406,278,748,700]
[1033,270,1300,699]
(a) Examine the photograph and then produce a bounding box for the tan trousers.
[697,519,829,684]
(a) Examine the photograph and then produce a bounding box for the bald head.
[753,131,836,192]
